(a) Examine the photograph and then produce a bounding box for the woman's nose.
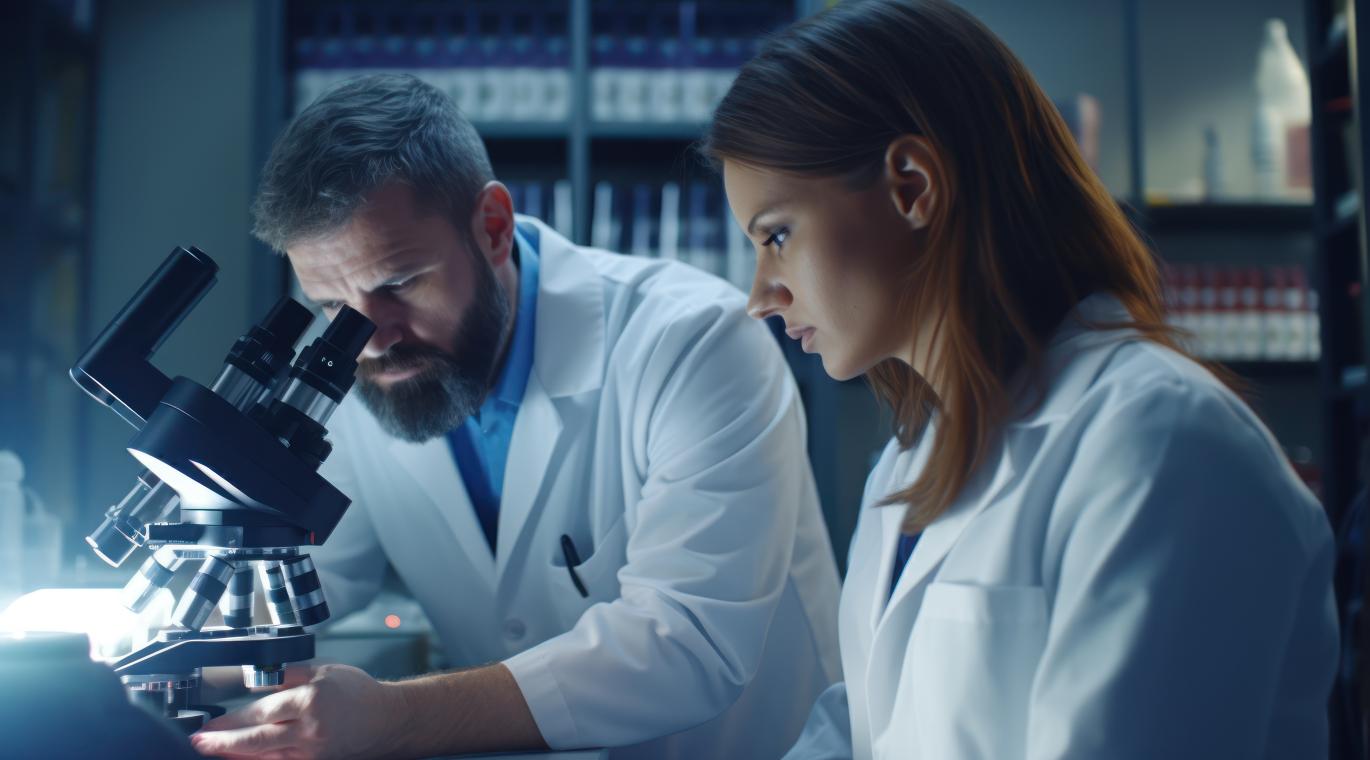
[747,273,793,321]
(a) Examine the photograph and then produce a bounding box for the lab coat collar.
[518,215,606,399]
[1007,291,1137,429]
[876,421,1044,627]
[875,292,1132,625]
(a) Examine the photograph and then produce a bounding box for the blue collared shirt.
[446,228,539,554]
[890,531,920,601]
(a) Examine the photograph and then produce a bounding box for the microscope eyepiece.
[224,298,314,386]
[289,306,376,404]
[255,306,375,464]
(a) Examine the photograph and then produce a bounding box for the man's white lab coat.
[313,216,842,760]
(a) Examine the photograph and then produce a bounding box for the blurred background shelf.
[1141,202,1314,231]
[471,121,573,139]
[588,121,709,140]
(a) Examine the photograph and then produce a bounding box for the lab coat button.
[503,619,526,640]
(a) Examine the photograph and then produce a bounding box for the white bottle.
[1285,266,1310,360]
[1307,288,1322,360]
[1202,125,1225,201]
[1238,268,1264,359]
[0,451,26,601]
[1252,19,1311,199]
[1262,267,1287,359]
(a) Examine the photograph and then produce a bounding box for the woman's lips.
[786,325,817,353]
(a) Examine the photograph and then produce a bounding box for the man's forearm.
[388,663,549,758]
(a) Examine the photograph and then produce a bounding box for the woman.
[703,1,1338,758]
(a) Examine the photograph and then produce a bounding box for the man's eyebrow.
[368,261,435,290]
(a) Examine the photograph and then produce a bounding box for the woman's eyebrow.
[747,204,788,235]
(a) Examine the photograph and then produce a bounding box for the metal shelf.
[1142,202,1314,233]
[588,121,709,140]
[473,121,572,140]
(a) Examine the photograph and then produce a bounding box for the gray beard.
[354,254,511,443]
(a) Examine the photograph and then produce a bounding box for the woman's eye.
[762,228,789,249]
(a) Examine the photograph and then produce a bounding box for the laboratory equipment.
[69,245,374,732]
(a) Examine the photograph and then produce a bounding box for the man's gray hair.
[252,73,494,252]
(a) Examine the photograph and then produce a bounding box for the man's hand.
[190,664,408,760]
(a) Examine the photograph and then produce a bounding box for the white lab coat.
[312,216,842,760]
[785,293,1338,760]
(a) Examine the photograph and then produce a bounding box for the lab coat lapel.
[388,435,495,587]
[868,506,907,631]
[880,422,1047,620]
[866,431,935,632]
[493,217,605,583]
[881,448,1020,623]
[495,373,563,580]
[873,292,1134,612]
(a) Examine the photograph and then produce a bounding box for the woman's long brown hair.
[703,0,1204,533]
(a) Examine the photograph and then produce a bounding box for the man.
[190,74,840,760]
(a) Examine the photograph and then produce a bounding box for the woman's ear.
[884,135,939,230]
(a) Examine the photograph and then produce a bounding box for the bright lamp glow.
[0,588,173,661]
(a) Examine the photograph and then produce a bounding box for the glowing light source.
[383,614,401,629]
[0,588,173,661]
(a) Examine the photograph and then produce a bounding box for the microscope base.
[116,626,314,733]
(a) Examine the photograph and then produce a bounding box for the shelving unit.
[1141,202,1313,231]
[268,0,1340,572]
[1311,0,1366,527]
[272,0,872,564]
[280,1,805,246]
[1309,0,1366,757]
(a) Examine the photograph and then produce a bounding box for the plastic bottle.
[1197,266,1220,359]
[1217,267,1243,360]
[1252,19,1311,199]
[1239,268,1264,359]
[1202,125,1225,200]
[1175,264,1201,354]
[0,451,26,601]
[1263,267,1288,359]
[1286,266,1310,360]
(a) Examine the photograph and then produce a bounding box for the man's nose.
[350,297,404,359]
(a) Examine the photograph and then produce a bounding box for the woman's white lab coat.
[785,294,1338,759]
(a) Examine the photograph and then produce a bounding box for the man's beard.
[354,255,511,443]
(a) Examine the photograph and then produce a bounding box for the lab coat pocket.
[906,582,1047,760]
[548,516,627,620]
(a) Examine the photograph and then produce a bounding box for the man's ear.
[884,135,939,230]
[469,181,515,267]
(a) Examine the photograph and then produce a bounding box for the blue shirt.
[890,532,920,601]
[446,228,539,553]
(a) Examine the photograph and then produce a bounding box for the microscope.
[70,245,374,732]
